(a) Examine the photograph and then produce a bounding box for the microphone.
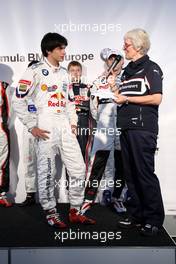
[106,54,122,77]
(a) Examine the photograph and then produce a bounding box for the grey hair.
[124,28,150,55]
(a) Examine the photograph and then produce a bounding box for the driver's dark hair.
[41,32,68,57]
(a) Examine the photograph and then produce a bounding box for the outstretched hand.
[31,127,50,140]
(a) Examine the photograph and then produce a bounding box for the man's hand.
[114,93,128,104]
[71,125,77,136]
[114,93,162,106]
[31,127,50,140]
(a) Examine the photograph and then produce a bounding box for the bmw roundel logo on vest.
[42,69,49,76]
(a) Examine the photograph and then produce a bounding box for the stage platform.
[0,204,175,264]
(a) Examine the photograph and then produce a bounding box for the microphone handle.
[106,55,122,78]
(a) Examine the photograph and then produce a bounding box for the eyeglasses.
[123,43,133,49]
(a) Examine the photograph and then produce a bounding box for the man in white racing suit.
[12,32,95,228]
[19,60,39,207]
[81,48,127,214]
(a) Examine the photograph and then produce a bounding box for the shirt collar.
[123,55,149,79]
[130,55,149,69]
[44,58,61,72]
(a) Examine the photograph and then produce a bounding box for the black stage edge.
[0,203,175,247]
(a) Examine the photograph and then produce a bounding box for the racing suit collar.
[44,58,61,72]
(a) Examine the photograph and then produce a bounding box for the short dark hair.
[41,32,68,57]
[67,61,82,71]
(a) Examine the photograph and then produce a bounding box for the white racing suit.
[84,75,123,202]
[23,100,37,193]
[91,97,120,198]
[12,59,85,211]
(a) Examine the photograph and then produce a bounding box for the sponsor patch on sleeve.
[19,84,28,92]
[16,87,29,98]
[16,79,31,98]
[19,79,31,85]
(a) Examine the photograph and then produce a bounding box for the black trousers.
[112,149,126,199]
[120,130,164,227]
[84,150,126,202]
[84,150,110,201]
[77,112,89,161]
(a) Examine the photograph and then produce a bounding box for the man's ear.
[136,46,143,53]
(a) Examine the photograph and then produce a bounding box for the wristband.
[125,96,129,105]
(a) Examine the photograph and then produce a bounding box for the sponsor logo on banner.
[42,69,49,76]
[0,53,95,63]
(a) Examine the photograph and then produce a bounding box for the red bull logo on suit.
[48,92,66,108]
